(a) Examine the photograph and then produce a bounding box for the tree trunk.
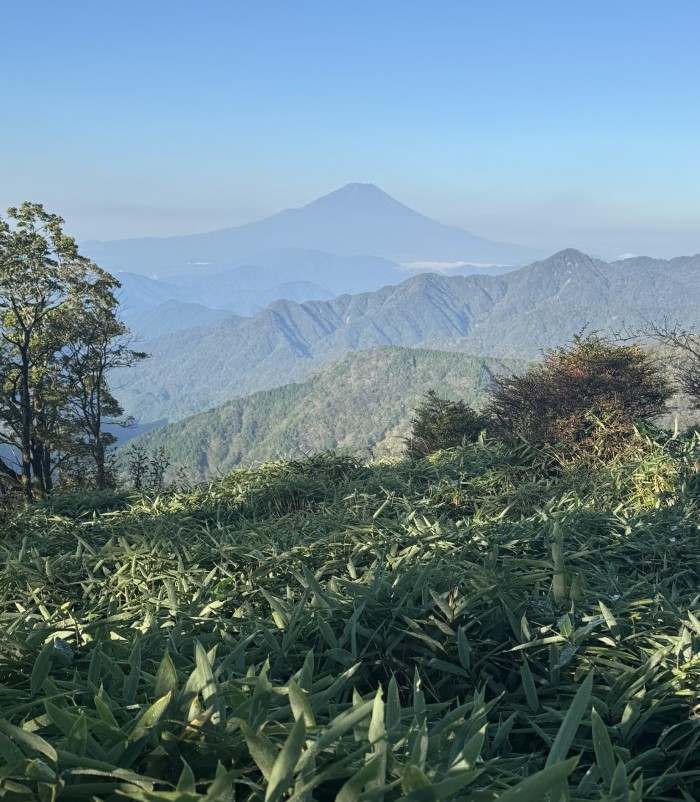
[30,439,45,496]
[95,436,106,489]
[19,348,33,503]
[0,457,21,488]
[92,381,107,490]
[42,445,52,493]
[30,439,53,497]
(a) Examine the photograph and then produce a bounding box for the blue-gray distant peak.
[82,184,544,275]
[303,183,415,212]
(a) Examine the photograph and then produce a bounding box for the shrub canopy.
[485,335,673,460]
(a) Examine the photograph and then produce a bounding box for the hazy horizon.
[3,1,700,259]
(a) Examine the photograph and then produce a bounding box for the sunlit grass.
[1,436,700,799]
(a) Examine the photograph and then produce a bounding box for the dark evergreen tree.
[406,391,486,458]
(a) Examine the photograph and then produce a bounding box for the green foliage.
[405,391,486,458]
[1,436,700,798]
[486,334,673,464]
[123,444,171,490]
[113,249,700,427]
[0,202,145,498]
[120,347,523,483]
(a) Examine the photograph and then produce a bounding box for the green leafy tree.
[59,286,147,489]
[406,391,486,458]
[485,334,673,462]
[0,202,145,499]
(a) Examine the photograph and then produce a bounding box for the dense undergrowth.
[2,435,700,800]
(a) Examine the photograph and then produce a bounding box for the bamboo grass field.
[2,433,700,801]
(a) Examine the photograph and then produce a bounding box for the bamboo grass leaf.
[401,764,432,794]
[264,716,306,802]
[408,719,429,770]
[288,679,316,727]
[493,757,579,802]
[181,641,224,727]
[0,719,58,763]
[24,758,58,783]
[44,701,78,736]
[545,670,594,767]
[295,699,374,773]
[609,760,630,799]
[393,766,486,801]
[491,713,517,755]
[457,626,470,671]
[155,649,178,701]
[204,762,242,800]
[88,642,103,688]
[386,676,401,736]
[30,638,55,696]
[65,712,88,757]
[591,707,616,788]
[130,692,172,742]
[599,600,621,640]
[123,638,142,704]
[297,649,315,692]
[176,761,196,792]
[241,721,278,782]
[249,662,273,729]
[520,658,539,712]
[413,669,426,724]
[551,523,567,604]
[0,732,25,764]
[367,688,387,794]
[336,756,383,801]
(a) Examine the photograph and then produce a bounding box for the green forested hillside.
[122,346,524,481]
[113,249,700,424]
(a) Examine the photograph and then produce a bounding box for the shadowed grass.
[1,436,700,799]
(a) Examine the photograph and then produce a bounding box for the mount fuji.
[82,183,543,276]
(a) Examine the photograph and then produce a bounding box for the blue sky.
[2,1,699,257]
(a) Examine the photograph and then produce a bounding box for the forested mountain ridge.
[113,249,700,425]
[121,347,525,480]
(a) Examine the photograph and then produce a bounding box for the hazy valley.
[113,247,700,425]
[85,184,700,477]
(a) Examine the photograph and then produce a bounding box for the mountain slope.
[83,184,542,274]
[113,249,700,425]
[111,273,502,422]
[122,347,524,480]
[119,301,237,340]
[113,249,411,336]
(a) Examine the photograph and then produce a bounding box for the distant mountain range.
[90,184,546,338]
[111,248,700,426]
[120,347,524,480]
[83,183,543,277]
[115,249,404,334]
